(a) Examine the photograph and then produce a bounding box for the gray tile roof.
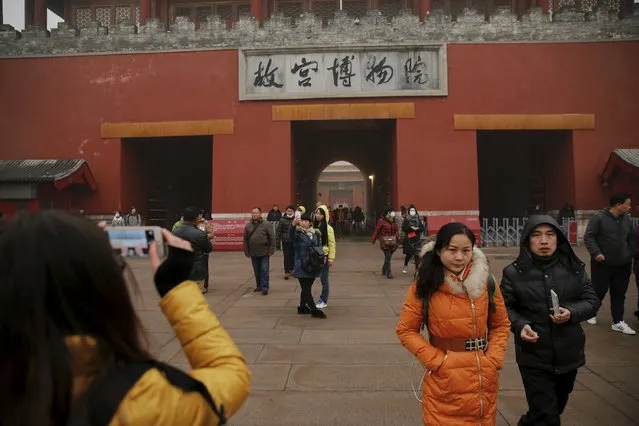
[614,149,639,168]
[0,159,87,183]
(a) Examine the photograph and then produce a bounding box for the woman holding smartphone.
[0,211,250,426]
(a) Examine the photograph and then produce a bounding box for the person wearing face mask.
[277,205,297,279]
[372,207,400,279]
[501,215,600,425]
[111,211,125,227]
[396,223,511,425]
[402,204,425,274]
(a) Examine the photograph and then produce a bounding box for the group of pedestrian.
[0,190,636,426]
[111,206,143,226]
[397,215,601,425]
[243,202,336,317]
[372,204,427,279]
[396,192,638,425]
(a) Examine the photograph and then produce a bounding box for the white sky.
[3,0,64,31]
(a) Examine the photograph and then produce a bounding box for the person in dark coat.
[290,211,326,319]
[277,205,296,279]
[401,204,425,275]
[173,206,213,294]
[583,193,635,334]
[501,215,601,426]
[243,207,275,295]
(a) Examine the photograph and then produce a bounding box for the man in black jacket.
[173,207,213,294]
[583,193,635,335]
[501,215,600,426]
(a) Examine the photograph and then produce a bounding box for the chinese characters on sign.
[241,47,447,100]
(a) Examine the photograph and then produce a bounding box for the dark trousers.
[404,254,419,267]
[518,366,578,426]
[382,250,393,275]
[251,255,270,290]
[591,262,632,323]
[299,277,319,311]
[282,241,295,274]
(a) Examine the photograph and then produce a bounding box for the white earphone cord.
[410,328,430,403]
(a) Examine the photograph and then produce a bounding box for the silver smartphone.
[105,226,166,258]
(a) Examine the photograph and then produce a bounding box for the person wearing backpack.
[0,211,250,426]
[290,211,327,319]
[501,215,600,426]
[396,222,511,425]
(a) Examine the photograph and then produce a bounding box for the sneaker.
[297,306,311,315]
[611,321,636,335]
[261,289,269,296]
[253,287,262,292]
[586,317,597,325]
[316,300,328,309]
[402,267,407,274]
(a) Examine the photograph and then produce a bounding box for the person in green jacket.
[313,204,336,308]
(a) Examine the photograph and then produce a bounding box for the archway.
[291,119,396,228]
[317,160,369,237]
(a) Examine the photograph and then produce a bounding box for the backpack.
[83,360,226,426]
[421,275,497,332]
[300,232,326,274]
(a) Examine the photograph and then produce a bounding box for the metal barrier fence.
[480,217,578,247]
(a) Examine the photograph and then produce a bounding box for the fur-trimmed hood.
[419,241,490,300]
[295,225,321,237]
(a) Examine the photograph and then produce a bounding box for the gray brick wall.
[0,7,637,58]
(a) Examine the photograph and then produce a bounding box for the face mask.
[409,210,416,216]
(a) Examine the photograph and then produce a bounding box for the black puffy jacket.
[501,215,601,374]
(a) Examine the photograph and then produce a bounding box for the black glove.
[153,246,195,297]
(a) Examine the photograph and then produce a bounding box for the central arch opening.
[291,119,396,233]
[317,161,368,238]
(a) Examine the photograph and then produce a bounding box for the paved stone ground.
[127,241,639,426]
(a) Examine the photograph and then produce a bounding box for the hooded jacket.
[501,215,601,374]
[316,204,336,262]
[396,242,511,426]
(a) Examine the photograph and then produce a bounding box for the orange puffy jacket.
[396,243,511,425]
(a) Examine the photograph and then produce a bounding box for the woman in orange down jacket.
[396,222,511,425]
[0,211,250,426]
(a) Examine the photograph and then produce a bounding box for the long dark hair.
[0,211,150,426]
[313,208,329,246]
[415,222,476,300]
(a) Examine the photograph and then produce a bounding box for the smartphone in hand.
[105,226,167,258]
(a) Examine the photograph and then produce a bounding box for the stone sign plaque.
[239,45,448,101]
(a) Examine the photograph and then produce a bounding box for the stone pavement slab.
[127,242,639,425]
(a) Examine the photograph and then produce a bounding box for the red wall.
[1,42,638,214]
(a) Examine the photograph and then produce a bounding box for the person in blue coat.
[290,211,327,319]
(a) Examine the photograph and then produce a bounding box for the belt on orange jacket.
[430,335,488,352]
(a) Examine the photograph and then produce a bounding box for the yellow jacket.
[317,204,336,262]
[67,281,251,425]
